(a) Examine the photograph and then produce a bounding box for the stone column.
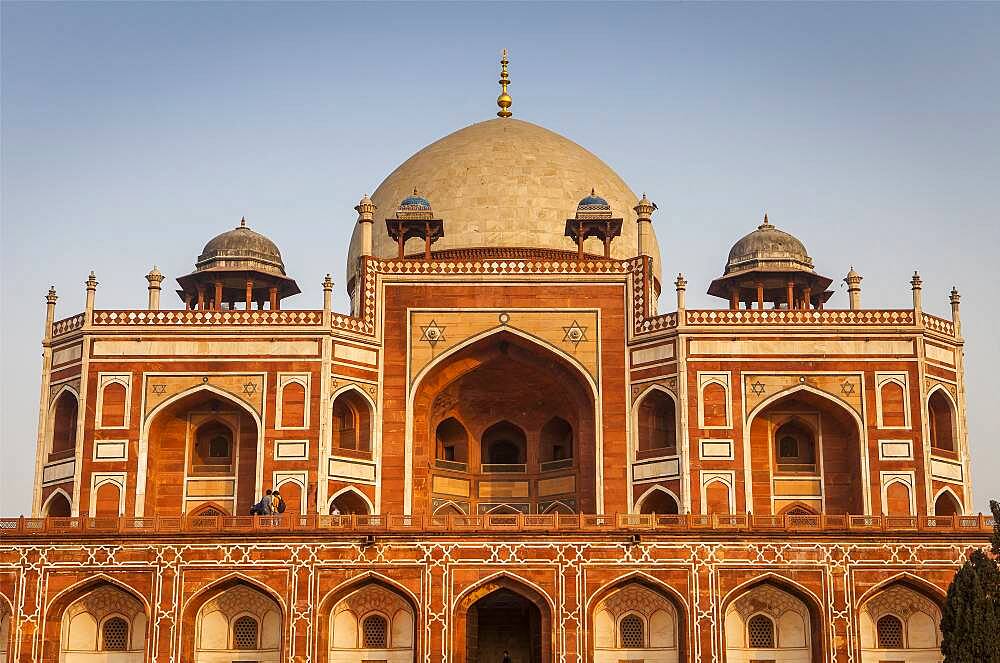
[911,270,923,314]
[674,273,687,313]
[322,274,333,326]
[633,193,656,258]
[145,266,164,310]
[950,286,961,335]
[355,194,376,257]
[844,267,862,310]
[84,271,98,323]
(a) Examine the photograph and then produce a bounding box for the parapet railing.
[0,513,993,537]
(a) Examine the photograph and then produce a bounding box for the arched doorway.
[185,580,282,663]
[44,581,147,663]
[592,580,681,663]
[329,489,372,516]
[934,490,962,517]
[455,576,552,663]
[748,389,865,515]
[43,490,72,517]
[323,581,416,663]
[0,597,11,663]
[859,582,943,662]
[637,488,679,515]
[928,389,957,453]
[413,331,596,515]
[145,389,260,517]
[723,581,821,663]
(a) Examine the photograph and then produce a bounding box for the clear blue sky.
[2,2,998,516]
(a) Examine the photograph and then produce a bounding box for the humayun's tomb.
[0,53,991,663]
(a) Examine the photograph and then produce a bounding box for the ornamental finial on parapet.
[497,49,512,118]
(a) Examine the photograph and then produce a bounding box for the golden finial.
[497,49,512,118]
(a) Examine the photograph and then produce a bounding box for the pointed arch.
[180,571,287,617]
[854,571,946,608]
[721,573,825,663]
[927,385,959,453]
[189,502,230,517]
[136,383,264,518]
[316,571,421,659]
[42,488,73,517]
[746,383,870,515]
[48,385,80,456]
[432,501,466,516]
[327,486,374,515]
[454,570,556,617]
[586,570,690,614]
[932,486,963,517]
[46,575,150,662]
[542,500,574,514]
[634,485,681,515]
[633,384,679,459]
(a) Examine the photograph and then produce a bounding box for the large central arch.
[453,574,553,663]
[408,329,599,515]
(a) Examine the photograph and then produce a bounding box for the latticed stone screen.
[619,613,644,648]
[747,614,775,648]
[363,614,388,649]
[876,615,904,649]
[232,615,259,649]
[101,616,129,651]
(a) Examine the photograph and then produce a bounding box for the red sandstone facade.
[0,109,990,663]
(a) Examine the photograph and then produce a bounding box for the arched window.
[540,416,573,463]
[619,614,644,648]
[773,420,816,473]
[928,390,956,452]
[100,382,127,428]
[332,390,372,454]
[747,614,775,648]
[705,480,732,515]
[435,417,468,465]
[885,480,912,516]
[45,492,72,517]
[192,421,233,473]
[101,616,129,651]
[879,380,906,427]
[481,421,526,468]
[329,490,371,516]
[934,491,962,517]
[638,489,679,515]
[232,615,259,650]
[362,614,388,649]
[701,382,728,427]
[280,381,306,428]
[876,614,904,648]
[51,391,79,455]
[637,390,676,455]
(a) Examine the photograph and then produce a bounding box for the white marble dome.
[347,118,662,285]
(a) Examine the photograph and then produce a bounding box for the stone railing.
[683,309,918,327]
[90,309,325,326]
[51,313,85,337]
[0,513,992,537]
[635,312,679,334]
[922,313,956,336]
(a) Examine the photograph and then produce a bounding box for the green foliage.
[940,503,1000,663]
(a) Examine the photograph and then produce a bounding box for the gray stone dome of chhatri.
[197,218,287,275]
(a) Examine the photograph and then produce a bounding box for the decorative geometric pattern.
[362,614,389,648]
[747,614,775,648]
[562,321,588,348]
[232,615,259,649]
[619,613,644,648]
[101,616,129,651]
[750,381,766,396]
[875,614,904,649]
[419,320,447,347]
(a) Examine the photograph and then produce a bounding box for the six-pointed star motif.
[242,381,257,395]
[562,321,588,347]
[750,380,767,396]
[419,320,446,347]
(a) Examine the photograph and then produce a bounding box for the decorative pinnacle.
[633,193,657,220]
[844,266,862,286]
[674,273,688,290]
[355,194,376,223]
[86,271,98,290]
[950,286,961,305]
[46,286,58,304]
[239,216,247,228]
[910,270,922,289]
[146,265,165,286]
[497,49,512,118]
[323,274,334,291]
[758,212,773,230]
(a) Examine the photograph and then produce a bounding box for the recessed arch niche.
[413,331,596,514]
